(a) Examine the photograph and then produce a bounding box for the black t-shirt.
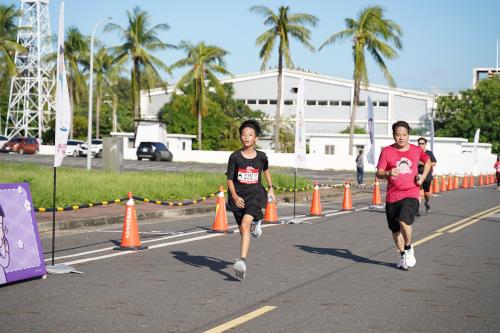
[226,150,269,211]
[418,150,437,181]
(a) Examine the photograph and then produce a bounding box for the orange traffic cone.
[211,186,229,233]
[263,196,279,223]
[479,173,484,186]
[447,174,454,191]
[372,179,383,205]
[441,175,448,192]
[114,192,148,251]
[341,181,353,211]
[469,174,474,187]
[453,175,459,190]
[432,177,440,193]
[485,173,490,185]
[462,173,469,189]
[309,181,324,216]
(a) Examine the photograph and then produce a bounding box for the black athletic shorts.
[421,180,432,193]
[385,198,419,233]
[232,206,264,225]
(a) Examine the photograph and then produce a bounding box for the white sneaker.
[397,253,408,270]
[406,247,416,268]
[234,259,246,279]
[251,220,262,238]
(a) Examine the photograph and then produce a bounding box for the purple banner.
[0,183,46,285]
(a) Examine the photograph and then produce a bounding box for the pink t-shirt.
[377,143,430,203]
[495,161,500,173]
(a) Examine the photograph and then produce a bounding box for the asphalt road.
[1,185,499,332]
[0,152,368,185]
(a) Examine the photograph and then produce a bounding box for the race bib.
[237,166,259,184]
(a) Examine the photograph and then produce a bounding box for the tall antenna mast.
[5,0,55,139]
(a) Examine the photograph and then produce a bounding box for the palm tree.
[90,47,122,138]
[104,6,175,130]
[170,41,230,150]
[320,5,402,155]
[0,4,24,133]
[250,5,318,152]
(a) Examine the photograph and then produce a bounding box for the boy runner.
[377,121,431,270]
[495,156,500,190]
[226,120,275,279]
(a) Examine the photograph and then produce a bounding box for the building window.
[325,145,335,155]
[341,100,351,106]
[258,99,268,105]
[247,99,256,104]
[182,142,186,150]
[306,100,316,106]
[318,100,328,106]
[284,100,294,105]
[357,101,366,106]
[378,101,388,107]
[269,99,277,105]
[329,100,340,106]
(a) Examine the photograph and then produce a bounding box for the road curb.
[36,188,369,233]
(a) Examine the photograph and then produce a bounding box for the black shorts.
[421,180,432,192]
[232,206,264,225]
[385,198,419,233]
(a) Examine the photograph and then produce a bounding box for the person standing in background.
[356,150,364,185]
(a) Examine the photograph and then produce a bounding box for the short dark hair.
[239,120,261,136]
[417,137,427,144]
[392,121,410,134]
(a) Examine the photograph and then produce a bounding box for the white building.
[141,68,436,139]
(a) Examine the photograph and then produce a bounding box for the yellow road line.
[413,232,443,247]
[448,209,500,233]
[204,306,276,333]
[435,204,500,233]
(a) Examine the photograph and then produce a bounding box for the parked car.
[80,139,103,158]
[1,137,39,154]
[0,135,8,150]
[65,139,85,157]
[136,142,173,161]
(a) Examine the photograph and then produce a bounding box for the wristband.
[268,185,274,189]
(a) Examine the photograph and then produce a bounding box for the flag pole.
[51,167,56,266]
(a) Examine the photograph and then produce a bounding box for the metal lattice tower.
[5,0,55,139]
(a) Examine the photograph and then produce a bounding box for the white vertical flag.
[472,128,480,175]
[294,78,306,168]
[366,96,376,165]
[54,1,71,168]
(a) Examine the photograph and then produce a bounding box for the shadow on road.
[295,245,396,269]
[171,251,239,281]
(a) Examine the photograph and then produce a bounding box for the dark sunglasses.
[418,142,426,145]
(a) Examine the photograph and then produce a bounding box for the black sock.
[404,244,411,251]
[400,251,405,256]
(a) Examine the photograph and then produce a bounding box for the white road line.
[52,205,372,266]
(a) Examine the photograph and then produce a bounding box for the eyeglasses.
[418,142,425,145]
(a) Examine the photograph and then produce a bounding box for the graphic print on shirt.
[237,166,259,184]
[396,157,413,175]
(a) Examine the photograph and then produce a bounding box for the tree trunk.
[112,93,117,133]
[274,51,283,153]
[68,80,74,139]
[95,90,101,139]
[198,108,202,150]
[133,59,140,130]
[349,79,361,155]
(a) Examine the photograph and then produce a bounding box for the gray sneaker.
[234,259,246,279]
[397,252,408,270]
[251,220,262,238]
